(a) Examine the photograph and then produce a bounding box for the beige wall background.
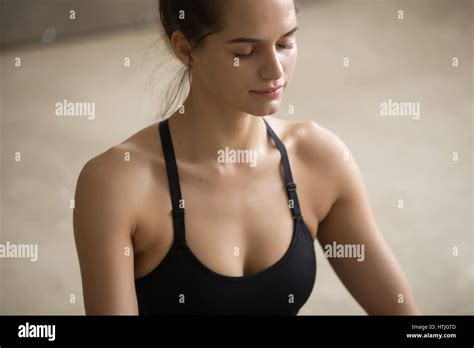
[0,0,472,315]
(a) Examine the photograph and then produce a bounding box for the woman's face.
[191,0,298,117]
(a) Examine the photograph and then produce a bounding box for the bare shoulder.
[78,122,160,185]
[265,116,357,201]
[74,123,160,237]
[266,116,351,170]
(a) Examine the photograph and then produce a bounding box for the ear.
[170,30,195,67]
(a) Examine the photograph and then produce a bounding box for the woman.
[73,0,421,315]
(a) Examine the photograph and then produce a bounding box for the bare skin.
[73,0,421,315]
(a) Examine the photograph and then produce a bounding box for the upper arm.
[302,122,420,315]
[73,148,140,315]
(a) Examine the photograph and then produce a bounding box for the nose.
[259,47,284,81]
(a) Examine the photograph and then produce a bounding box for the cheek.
[283,48,297,77]
[197,53,251,95]
[195,48,298,106]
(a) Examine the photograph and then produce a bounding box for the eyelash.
[234,43,296,59]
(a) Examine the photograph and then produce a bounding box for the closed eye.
[234,43,296,59]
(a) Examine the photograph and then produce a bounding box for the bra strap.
[263,118,303,221]
[159,119,186,243]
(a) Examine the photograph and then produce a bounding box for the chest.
[133,149,332,279]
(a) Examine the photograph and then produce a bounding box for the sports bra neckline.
[147,116,315,282]
[137,211,311,283]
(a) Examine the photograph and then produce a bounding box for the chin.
[244,109,277,117]
[251,104,280,117]
[241,101,280,116]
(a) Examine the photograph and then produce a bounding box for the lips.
[250,85,283,99]
[252,85,284,93]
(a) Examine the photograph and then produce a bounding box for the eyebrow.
[226,26,299,44]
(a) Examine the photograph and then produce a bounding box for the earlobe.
[180,45,195,67]
[184,51,193,69]
[171,31,194,67]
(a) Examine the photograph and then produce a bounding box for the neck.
[168,84,269,165]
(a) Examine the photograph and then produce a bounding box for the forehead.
[219,0,297,38]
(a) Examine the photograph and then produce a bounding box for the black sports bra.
[134,117,317,315]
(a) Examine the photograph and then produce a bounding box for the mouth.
[250,85,284,99]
